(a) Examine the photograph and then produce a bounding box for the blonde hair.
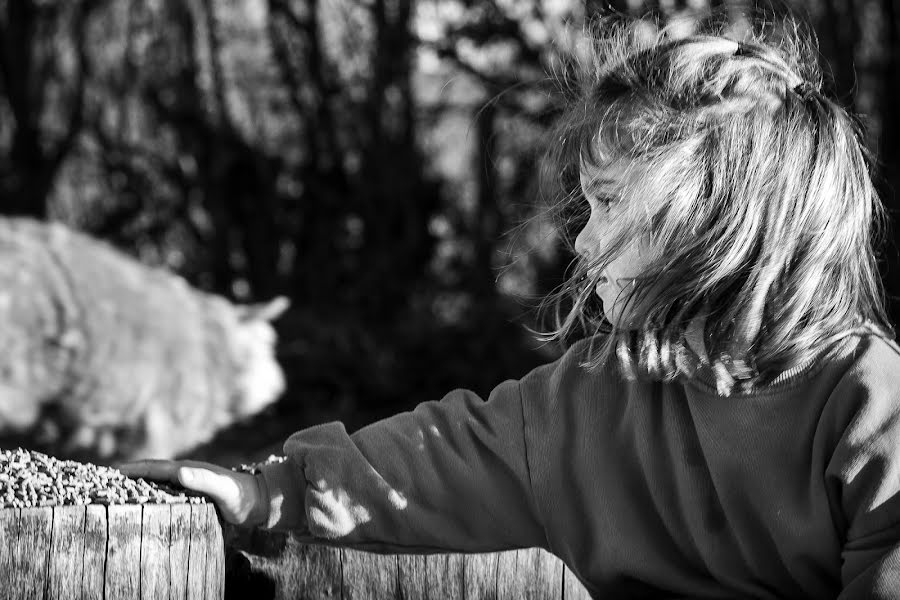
[537,13,894,395]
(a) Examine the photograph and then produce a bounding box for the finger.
[176,465,242,502]
[177,460,235,477]
[116,460,182,483]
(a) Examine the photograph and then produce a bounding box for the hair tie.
[792,80,817,101]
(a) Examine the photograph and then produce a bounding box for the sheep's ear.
[238,296,290,322]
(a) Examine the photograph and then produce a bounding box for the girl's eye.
[595,194,615,208]
[587,193,615,209]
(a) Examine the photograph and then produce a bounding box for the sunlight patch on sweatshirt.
[307,480,372,538]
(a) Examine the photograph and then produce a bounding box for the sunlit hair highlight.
[536,12,894,395]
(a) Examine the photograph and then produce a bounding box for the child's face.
[576,160,657,329]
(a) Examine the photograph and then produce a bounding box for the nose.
[574,216,594,260]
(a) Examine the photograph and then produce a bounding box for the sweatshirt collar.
[685,333,863,397]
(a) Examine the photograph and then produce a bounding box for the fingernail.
[180,469,193,484]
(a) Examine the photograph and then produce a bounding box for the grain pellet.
[233,454,287,475]
[0,448,207,508]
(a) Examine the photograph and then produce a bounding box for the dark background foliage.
[1,0,897,462]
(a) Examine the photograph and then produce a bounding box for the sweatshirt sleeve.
[255,376,550,554]
[825,341,900,599]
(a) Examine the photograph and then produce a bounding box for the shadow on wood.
[225,527,592,600]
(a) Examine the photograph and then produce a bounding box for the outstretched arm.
[121,378,548,554]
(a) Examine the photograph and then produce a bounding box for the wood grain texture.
[464,552,500,600]
[341,548,398,600]
[496,549,522,600]
[48,506,86,600]
[495,548,563,600]
[223,530,587,600]
[0,508,21,600]
[272,539,342,600]
[139,505,171,600]
[186,504,209,600]
[396,554,426,600]
[563,565,592,600]
[105,505,142,600]
[207,505,225,600]
[0,503,225,600]
[81,505,108,600]
[169,504,192,600]
[13,507,53,600]
[425,553,463,599]
[521,548,563,600]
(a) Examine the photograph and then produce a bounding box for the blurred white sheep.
[0,217,288,461]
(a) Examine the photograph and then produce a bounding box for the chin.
[601,307,628,330]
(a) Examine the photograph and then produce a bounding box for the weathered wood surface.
[49,506,86,600]
[225,528,593,600]
[11,507,53,599]
[0,501,591,599]
[83,505,108,600]
[0,503,223,600]
[169,504,194,600]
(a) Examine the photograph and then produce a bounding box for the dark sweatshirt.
[259,333,900,599]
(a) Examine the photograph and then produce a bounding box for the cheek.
[607,240,652,280]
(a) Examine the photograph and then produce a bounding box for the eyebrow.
[580,177,619,195]
[580,170,617,184]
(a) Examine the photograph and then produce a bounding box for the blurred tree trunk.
[199,0,282,300]
[267,0,349,307]
[120,0,285,301]
[355,0,437,316]
[0,0,97,218]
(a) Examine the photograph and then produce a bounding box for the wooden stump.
[0,503,223,600]
[224,527,593,600]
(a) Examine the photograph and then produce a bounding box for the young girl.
[121,13,900,598]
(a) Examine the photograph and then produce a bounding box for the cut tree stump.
[224,527,593,600]
[0,503,223,600]
[0,502,592,599]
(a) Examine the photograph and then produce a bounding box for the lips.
[588,271,609,285]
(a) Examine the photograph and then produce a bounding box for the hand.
[117,460,268,527]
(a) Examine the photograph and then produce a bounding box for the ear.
[238,296,290,322]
